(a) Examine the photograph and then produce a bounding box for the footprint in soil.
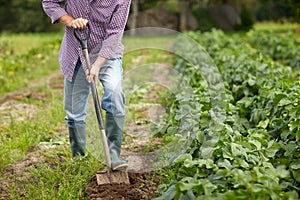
[87,172,160,200]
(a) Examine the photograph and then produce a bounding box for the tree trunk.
[130,0,139,36]
[178,0,189,32]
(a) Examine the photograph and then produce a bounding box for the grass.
[0,32,177,199]
[254,22,299,32]
[0,32,62,95]
[10,156,101,200]
[0,91,64,171]
[0,32,101,199]
[122,36,176,71]
[0,63,103,199]
[0,32,62,55]
[0,47,61,95]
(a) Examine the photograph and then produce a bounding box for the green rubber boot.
[106,114,128,171]
[68,126,86,158]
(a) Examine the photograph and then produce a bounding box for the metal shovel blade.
[96,171,130,185]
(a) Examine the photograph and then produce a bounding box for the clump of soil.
[87,172,161,200]
[0,100,37,126]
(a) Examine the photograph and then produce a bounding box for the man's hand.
[86,57,107,83]
[69,18,88,29]
[86,64,101,83]
[59,15,88,29]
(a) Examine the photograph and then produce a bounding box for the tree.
[0,0,61,33]
[178,0,190,32]
[130,0,139,36]
[0,0,13,32]
[257,0,300,21]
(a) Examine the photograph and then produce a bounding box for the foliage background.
[0,0,299,33]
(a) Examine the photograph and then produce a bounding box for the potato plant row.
[154,30,300,199]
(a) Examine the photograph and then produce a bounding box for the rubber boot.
[105,113,128,171]
[68,126,86,158]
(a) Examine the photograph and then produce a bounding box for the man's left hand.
[86,64,101,83]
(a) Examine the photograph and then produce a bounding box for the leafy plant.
[154,29,300,199]
[247,30,300,70]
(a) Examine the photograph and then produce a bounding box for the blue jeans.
[64,58,125,128]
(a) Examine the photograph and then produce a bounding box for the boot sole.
[112,163,129,171]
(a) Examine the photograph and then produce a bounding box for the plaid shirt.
[42,0,131,81]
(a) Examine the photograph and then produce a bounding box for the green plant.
[247,30,300,70]
[154,29,300,199]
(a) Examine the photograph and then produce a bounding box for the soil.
[87,172,160,200]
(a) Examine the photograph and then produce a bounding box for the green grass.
[0,86,103,199]
[0,61,103,199]
[0,33,62,95]
[123,35,177,51]
[0,90,65,171]
[122,35,177,71]
[10,156,101,200]
[0,32,62,55]
[254,22,299,32]
[0,32,90,199]
[0,33,177,199]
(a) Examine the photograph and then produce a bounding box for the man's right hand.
[59,15,88,29]
[69,18,88,30]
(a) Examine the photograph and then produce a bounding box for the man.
[42,0,131,171]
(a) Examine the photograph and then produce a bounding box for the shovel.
[73,24,129,185]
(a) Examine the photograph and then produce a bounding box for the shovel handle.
[73,24,112,171]
[73,23,91,50]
